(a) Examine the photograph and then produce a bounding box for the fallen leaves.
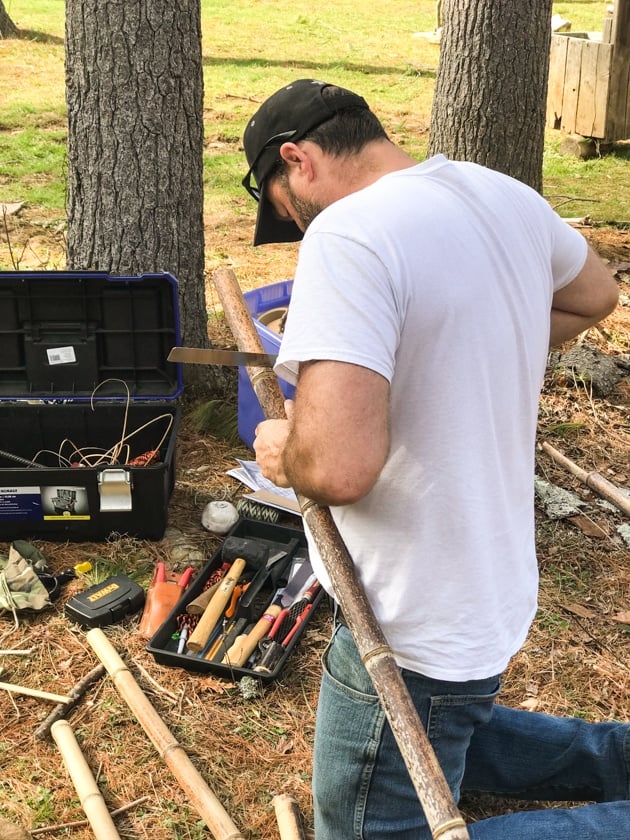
[563,603,598,620]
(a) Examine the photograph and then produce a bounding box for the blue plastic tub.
[238,280,295,448]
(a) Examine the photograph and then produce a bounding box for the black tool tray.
[147,519,324,683]
[0,270,182,541]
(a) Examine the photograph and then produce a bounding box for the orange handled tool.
[138,564,195,640]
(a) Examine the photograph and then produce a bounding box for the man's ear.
[279,142,314,180]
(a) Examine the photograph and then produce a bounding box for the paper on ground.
[227,460,301,515]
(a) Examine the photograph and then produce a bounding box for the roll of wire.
[236,498,280,524]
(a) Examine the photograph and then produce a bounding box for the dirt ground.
[0,208,628,839]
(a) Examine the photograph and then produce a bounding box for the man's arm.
[253,360,390,506]
[550,244,619,347]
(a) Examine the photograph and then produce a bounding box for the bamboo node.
[299,498,318,515]
[160,741,184,761]
[433,817,468,839]
[250,369,276,388]
[80,790,108,808]
[361,644,393,665]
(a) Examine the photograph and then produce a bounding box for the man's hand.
[253,400,294,488]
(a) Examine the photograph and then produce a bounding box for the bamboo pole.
[0,680,71,705]
[214,267,469,840]
[50,719,122,840]
[272,794,306,840]
[86,628,245,840]
[541,441,630,517]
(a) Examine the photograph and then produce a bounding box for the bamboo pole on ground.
[272,794,306,840]
[0,680,71,704]
[214,267,469,840]
[541,441,630,517]
[50,719,122,840]
[86,628,245,840]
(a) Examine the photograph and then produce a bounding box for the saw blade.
[168,347,278,367]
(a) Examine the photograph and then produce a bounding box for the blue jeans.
[313,624,630,839]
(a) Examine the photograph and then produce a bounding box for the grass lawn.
[0,0,628,228]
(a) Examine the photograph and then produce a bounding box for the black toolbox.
[147,518,324,683]
[0,271,182,541]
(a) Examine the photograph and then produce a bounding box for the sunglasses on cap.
[241,129,298,201]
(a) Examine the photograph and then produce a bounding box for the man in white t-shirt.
[241,79,626,838]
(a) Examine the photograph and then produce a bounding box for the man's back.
[276,156,588,679]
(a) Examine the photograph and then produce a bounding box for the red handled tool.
[254,580,322,674]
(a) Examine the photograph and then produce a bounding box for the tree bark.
[0,0,19,38]
[429,0,553,192]
[65,0,225,395]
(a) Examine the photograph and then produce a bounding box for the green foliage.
[191,399,241,445]
[27,786,56,824]
[80,538,156,587]
[0,126,66,208]
[544,134,630,222]
[552,2,609,33]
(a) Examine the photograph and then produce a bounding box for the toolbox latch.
[98,469,133,512]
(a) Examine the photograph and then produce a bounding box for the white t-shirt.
[275,155,588,681]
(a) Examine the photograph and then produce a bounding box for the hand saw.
[168,346,278,367]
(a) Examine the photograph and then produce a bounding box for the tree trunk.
[429,0,553,192]
[65,0,226,395]
[0,0,19,38]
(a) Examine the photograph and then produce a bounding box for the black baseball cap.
[242,79,370,245]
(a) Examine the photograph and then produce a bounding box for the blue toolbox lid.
[0,271,183,401]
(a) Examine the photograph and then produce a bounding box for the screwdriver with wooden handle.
[186,558,247,652]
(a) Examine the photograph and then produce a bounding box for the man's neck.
[324,139,417,202]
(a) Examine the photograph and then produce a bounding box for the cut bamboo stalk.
[86,628,244,840]
[541,441,630,517]
[50,719,121,840]
[0,680,71,704]
[214,267,469,840]
[272,794,306,840]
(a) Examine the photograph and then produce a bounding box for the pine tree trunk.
[429,0,553,192]
[0,0,19,38]
[65,0,226,395]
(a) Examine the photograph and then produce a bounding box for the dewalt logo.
[87,583,120,602]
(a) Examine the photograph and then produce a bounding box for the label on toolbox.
[0,486,91,522]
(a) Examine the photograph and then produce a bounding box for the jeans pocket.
[425,683,501,798]
[427,683,501,741]
[321,624,380,701]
